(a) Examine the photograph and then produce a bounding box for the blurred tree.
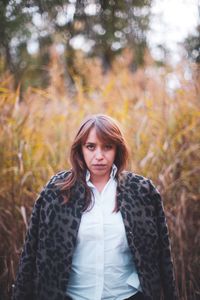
[0,0,152,87]
[184,25,200,64]
[184,5,200,88]
[184,4,200,65]
[64,0,152,71]
[0,0,31,75]
[0,0,65,87]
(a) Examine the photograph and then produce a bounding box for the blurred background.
[0,0,200,299]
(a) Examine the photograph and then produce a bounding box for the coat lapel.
[117,172,145,291]
[117,172,133,230]
[117,172,142,257]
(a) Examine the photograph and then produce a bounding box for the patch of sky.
[84,3,101,16]
[93,24,106,35]
[69,35,95,53]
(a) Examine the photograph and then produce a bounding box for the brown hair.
[59,114,129,210]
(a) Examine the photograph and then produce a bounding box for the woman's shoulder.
[120,170,149,184]
[119,170,159,194]
[45,170,72,187]
[38,170,71,199]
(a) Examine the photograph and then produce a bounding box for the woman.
[13,114,177,300]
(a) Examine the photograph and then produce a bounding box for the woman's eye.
[105,144,113,150]
[86,144,95,150]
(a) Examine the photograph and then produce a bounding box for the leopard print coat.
[12,170,177,300]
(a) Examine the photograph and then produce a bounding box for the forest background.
[0,1,200,299]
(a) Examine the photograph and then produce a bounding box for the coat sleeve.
[149,180,178,300]
[12,193,43,300]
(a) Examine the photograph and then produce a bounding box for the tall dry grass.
[0,49,200,299]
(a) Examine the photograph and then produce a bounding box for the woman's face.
[81,127,116,182]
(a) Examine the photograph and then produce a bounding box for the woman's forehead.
[84,127,114,144]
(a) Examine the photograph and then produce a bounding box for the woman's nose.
[95,148,104,159]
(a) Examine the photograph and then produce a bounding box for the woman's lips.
[92,164,107,169]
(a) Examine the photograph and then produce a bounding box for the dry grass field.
[0,50,200,299]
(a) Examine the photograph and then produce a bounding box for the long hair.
[58,114,129,210]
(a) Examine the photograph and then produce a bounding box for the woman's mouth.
[92,164,107,169]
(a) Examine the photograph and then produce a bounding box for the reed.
[0,49,199,299]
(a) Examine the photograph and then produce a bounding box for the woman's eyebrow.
[85,142,96,145]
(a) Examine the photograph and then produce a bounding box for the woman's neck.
[90,175,110,193]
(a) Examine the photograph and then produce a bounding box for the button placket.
[93,186,104,299]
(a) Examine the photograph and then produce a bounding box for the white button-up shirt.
[67,165,141,300]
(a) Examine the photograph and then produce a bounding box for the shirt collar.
[86,164,118,183]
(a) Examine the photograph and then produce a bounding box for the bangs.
[80,124,116,145]
[78,117,120,146]
[95,125,117,145]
